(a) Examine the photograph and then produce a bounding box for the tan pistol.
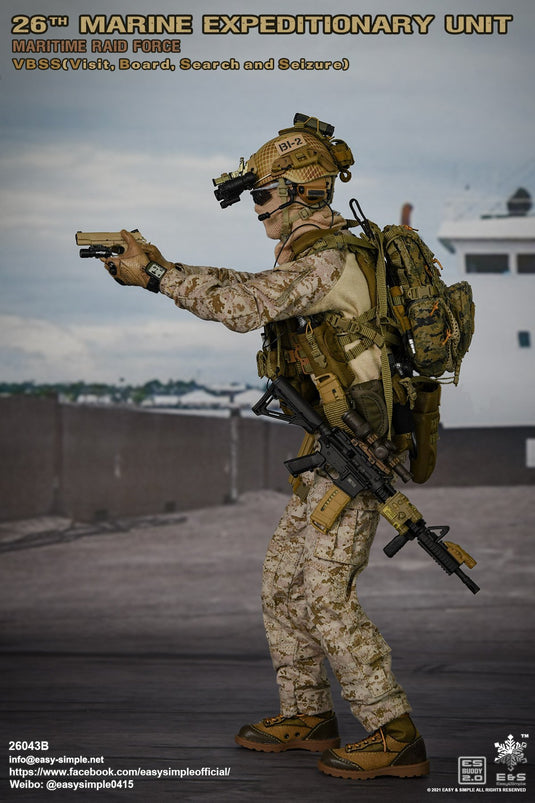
[76,229,147,259]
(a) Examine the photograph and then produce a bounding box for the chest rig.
[256,226,398,438]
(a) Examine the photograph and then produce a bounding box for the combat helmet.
[247,113,354,206]
[213,114,354,218]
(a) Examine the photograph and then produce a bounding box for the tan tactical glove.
[103,230,174,289]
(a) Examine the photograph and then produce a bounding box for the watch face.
[146,261,166,280]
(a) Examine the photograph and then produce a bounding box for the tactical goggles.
[250,181,279,206]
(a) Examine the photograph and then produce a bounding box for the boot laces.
[263,715,287,726]
[346,727,387,753]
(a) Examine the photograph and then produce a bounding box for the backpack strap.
[370,224,395,437]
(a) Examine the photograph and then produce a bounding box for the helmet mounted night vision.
[212,158,257,209]
[212,113,354,209]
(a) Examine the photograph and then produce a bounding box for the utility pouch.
[391,398,415,456]
[408,296,451,377]
[410,379,441,484]
[256,349,268,378]
[447,281,475,359]
[349,379,389,438]
[256,346,283,379]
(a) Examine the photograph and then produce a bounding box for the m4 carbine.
[253,376,480,595]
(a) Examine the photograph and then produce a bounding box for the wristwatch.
[144,260,167,292]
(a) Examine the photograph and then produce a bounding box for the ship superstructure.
[437,188,535,430]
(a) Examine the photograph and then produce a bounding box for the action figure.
[100,114,430,781]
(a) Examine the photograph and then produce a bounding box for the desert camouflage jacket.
[160,225,382,382]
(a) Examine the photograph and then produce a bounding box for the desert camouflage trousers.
[262,473,411,732]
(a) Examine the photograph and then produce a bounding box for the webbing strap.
[290,226,377,260]
[305,322,327,369]
[314,373,352,432]
[331,313,399,348]
[343,337,380,362]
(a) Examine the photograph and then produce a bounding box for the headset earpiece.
[295,179,332,205]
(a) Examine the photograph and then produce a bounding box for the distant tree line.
[0,379,202,404]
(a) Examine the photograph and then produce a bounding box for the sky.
[1,0,534,389]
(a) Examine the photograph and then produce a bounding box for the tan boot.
[235,711,340,753]
[318,713,429,779]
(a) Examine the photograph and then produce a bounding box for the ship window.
[518,331,531,348]
[517,254,535,274]
[465,253,509,273]
[527,440,535,469]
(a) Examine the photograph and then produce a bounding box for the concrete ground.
[0,486,534,802]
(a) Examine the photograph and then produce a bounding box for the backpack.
[348,198,476,482]
[379,222,475,383]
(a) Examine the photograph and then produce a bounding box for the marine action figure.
[100,114,430,781]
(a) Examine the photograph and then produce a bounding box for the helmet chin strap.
[276,179,325,238]
[281,204,318,238]
[257,179,330,238]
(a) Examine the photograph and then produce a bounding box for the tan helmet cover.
[247,119,353,189]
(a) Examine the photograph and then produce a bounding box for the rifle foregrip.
[384,533,409,557]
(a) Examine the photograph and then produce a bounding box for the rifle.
[75,229,146,259]
[253,376,480,594]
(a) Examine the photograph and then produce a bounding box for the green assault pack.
[341,201,475,483]
[379,222,475,384]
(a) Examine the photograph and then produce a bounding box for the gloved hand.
[103,230,173,288]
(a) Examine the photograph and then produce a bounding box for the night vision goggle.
[212,113,352,209]
[212,157,257,209]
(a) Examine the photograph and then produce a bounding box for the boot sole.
[235,735,341,753]
[318,759,430,780]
